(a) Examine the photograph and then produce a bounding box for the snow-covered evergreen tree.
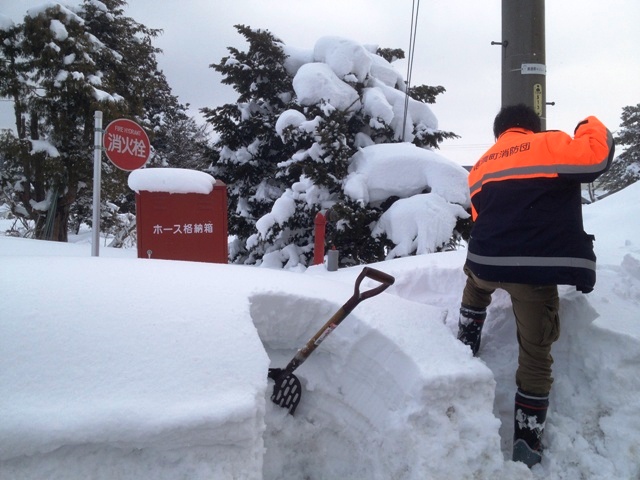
[0,1,210,242]
[203,25,297,263]
[2,2,124,241]
[249,103,365,268]
[597,103,640,196]
[208,28,466,268]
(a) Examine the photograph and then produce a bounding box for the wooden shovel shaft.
[279,307,348,378]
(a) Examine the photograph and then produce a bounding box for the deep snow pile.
[1,182,640,479]
[0,240,513,479]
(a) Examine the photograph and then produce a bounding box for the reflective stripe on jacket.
[465,116,615,292]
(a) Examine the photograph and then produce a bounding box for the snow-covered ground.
[1,181,639,479]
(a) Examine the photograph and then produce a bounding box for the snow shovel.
[268,266,395,415]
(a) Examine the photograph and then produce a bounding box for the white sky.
[2,0,639,165]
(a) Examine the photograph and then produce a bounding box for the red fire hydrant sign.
[104,118,151,171]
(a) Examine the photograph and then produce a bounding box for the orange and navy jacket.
[465,116,615,292]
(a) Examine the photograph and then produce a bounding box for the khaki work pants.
[461,266,560,395]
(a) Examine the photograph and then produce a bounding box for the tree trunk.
[51,203,71,242]
[35,184,77,242]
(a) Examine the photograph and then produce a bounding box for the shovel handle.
[347,267,396,310]
[277,267,395,379]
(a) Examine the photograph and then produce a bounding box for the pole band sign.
[521,63,546,75]
[104,118,151,171]
[533,83,543,117]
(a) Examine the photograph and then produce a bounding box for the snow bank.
[583,180,640,266]
[0,257,269,479]
[0,240,509,479]
[253,276,506,479]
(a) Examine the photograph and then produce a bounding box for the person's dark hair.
[493,104,542,139]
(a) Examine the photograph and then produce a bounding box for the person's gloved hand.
[574,118,589,134]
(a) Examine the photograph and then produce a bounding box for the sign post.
[91,111,103,257]
[91,115,151,257]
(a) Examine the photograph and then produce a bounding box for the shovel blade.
[268,368,302,415]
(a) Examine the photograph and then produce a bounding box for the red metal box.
[130,169,228,263]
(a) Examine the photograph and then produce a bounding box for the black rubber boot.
[456,304,486,356]
[512,389,549,468]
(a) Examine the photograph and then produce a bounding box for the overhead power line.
[402,0,420,142]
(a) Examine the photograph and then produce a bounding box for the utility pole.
[493,0,547,129]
